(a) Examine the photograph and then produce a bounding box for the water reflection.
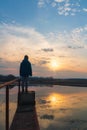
[36,85,87,130]
[0,85,87,130]
[0,88,5,130]
[48,93,63,105]
[0,87,17,130]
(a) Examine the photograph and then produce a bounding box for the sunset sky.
[0,0,87,78]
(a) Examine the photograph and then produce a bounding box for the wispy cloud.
[38,0,81,16]
[39,60,49,65]
[41,48,54,52]
[49,25,87,48]
[1,23,87,57]
[83,8,87,12]
[0,23,87,75]
[38,0,51,8]
[67,45,84,49]
[38,0,45,7]
[1,23,87,62]
[0,23,49,62]
[55,0,65,2]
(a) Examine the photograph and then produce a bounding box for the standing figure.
[20,55,32,92]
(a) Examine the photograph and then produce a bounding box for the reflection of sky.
[0,87,18,130]
[35,85,87,130]
[0,85,87,130]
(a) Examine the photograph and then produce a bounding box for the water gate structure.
[0,78,40,130]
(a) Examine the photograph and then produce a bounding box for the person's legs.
[21,77,25,92]
[25,77,28,92]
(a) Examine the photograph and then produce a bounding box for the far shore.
[0,74,87,87]
[29,77,87,87]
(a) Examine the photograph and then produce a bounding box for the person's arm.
[20,63,22,76]
[30,63,32,76]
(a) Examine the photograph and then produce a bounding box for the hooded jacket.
[20,58,32,77]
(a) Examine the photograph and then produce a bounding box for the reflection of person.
[20,55,32,92]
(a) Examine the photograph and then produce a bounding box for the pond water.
[0,85,87,130]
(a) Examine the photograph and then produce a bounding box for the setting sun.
[49,59,60,71]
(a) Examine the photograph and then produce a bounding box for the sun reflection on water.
[47,93,64,106]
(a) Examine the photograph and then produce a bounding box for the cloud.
[71,26,87,48]
[0,23,49,62]
[51,2,56,7]
[58,55,67,58]
[55,1,80,16]
[83,8,87,12]
[39,60,49,65]
[38,0,50,8]
[55,0,65,2]
[38,0,81,16]
[4,23,87,54]
[0,23,87,76]
[67,45,84,49]
[41,48,54,52]
[47,25,87,50]
[1,20,85,61]
[38,0,45,7]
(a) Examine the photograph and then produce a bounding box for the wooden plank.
[10,91,40,130]
[10,106,40,130]
[18,91,35,106]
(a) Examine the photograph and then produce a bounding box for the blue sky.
[0,0,87,78]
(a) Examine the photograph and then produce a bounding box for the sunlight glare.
[49,59,60,71]
[51,96,57,102]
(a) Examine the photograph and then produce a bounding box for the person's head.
[24,55,29,60]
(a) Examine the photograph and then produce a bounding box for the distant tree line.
[0,75,87,87]
[0,74,16,82]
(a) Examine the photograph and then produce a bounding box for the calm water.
[0,85,87,130]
